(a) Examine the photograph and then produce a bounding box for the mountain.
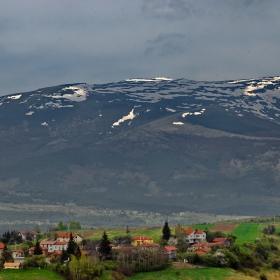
[1,76,280,226]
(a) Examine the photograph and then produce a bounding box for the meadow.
[0,269,64,280]
[232,223,261,245]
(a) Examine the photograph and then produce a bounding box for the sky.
[1,0,280,96]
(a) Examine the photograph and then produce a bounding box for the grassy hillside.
[0,269,64,280]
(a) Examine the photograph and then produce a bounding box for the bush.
[271,259,280,269]
[260,274,268,280]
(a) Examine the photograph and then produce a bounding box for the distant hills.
[1,76,280,224]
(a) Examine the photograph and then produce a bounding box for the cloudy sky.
[1,0,280,95]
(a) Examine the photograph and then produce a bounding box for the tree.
[0,244,13,268]
[57,221,68,231]
[67,233,77,256]
[99,231,111,257]
[69,220,81,230]
[34,240,43,255]
[162,221,171,241]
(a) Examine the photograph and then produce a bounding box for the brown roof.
[41,241,56,245]
[0,243,5,249]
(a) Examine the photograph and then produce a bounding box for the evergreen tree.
[99,231,111,257]
[162,221,171,241]
[67,232,77,256]
[60,248,69,263]
[34,240,43,255]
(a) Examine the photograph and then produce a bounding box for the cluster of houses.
[0,232,83,269]
[184,228,231,255]
[0,227,231,269]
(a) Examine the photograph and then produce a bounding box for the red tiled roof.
[0,243,5,249]
[195,230,205,234]
[133,236,153,241]
[212,238,227,243]
[57,233,78,238]
[165,246,178,251]
[195,248,210,255]
[41,241,56,245]
[14,249,24,253]
[185,228,195,235]
[55,242,67,245]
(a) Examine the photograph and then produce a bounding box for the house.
[132,236,153,246]
[165,246,178,259]
[195,247,211,255]
[18,231,36,241]
[0,243,4,257]
[184,229,206,244]
[140,242,160,251]
[4,262,22,269]
[212,238,231,248]
[56,233,83,243]
[12,249,24,259]
[40,241,68,254]
[29,246,48,256]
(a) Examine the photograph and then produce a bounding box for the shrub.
[260,274,268,280]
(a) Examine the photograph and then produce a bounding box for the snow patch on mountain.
[26,111,34,116]
[112,109,136,127]
[173,122,184,125]
[7,94,22,100]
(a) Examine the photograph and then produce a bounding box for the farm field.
[209,224,238,232]
[232,223,261,245]
[0,269,64,280]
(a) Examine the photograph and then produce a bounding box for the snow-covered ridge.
[126,77,173,82]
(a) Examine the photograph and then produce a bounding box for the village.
[0,222,234,271]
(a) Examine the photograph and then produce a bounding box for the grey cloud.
[142,0,198,19]
[145,33,187,56]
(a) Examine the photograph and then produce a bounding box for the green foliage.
[162,221,171,241]
[99,231,111,257]
[0,269,64,280]
[69,220,81,230]
[68,254,104,279]
[23,255,47,269]
[205,230,225,242]
[0,244,13,269]
[262,224,276,235]
[66,232,77,256]
[117,247,169,273]
[57,221,68,231]
[34,240,43,255]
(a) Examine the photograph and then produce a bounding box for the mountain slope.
[1,76,280,221]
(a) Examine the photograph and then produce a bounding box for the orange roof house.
[4,262,22,269]
[132,236,153,246]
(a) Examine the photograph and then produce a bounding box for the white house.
[184,228,206,244]
[18,231,37,241]
[56,233,83,243]
[40,241,67,253]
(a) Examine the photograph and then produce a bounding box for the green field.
[127,267,254,280]
[0,269,64,280]
[81,226,169,243]
[232,223,261,245]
